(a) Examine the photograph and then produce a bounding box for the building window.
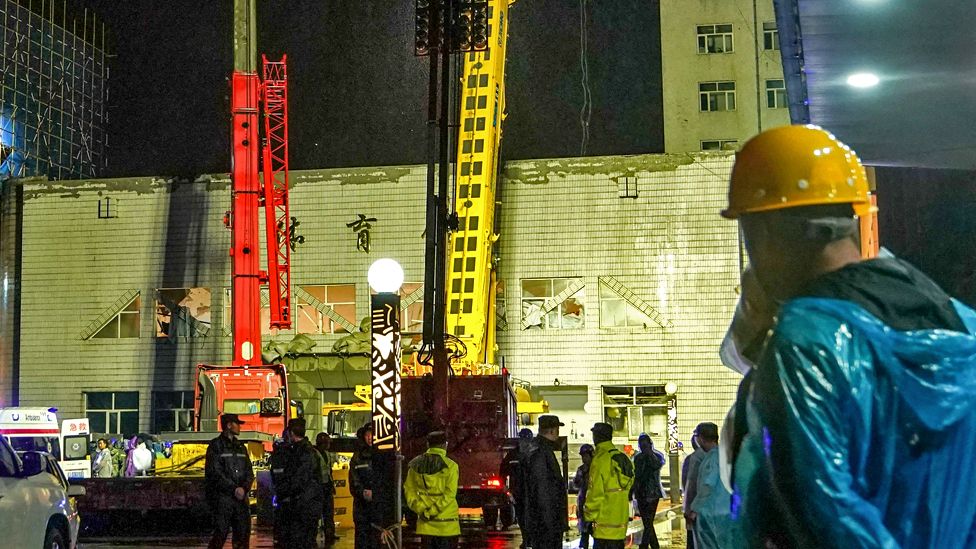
[297,284,357,334]
[602,385,667,442]
[618,176,638,199]
[85,391,139,436]
[521,278,585,330]
[763,22,779,51]
[152,391,194,432]
[97,197,117,219]
[599,283,645,327]
[155,288,212,338]
[92,294,141,339]
[400,282,425,334]
[224,287,278,336]
[696,24,733,54]
[699,81,736,112]
[700,139,738,151]
[766,79,787,109]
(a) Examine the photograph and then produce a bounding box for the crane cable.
[579,0,593,156]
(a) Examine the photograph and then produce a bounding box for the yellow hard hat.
[722,125,871,219]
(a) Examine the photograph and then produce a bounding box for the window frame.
[85,391,140,436]
[763,22,779,51]
[520,277,586,330]
[765,79,787,109]
[700,139,739,151]
[154,287,212,338]
[696,23,734,54]
[601,385,668,443]
[699,81,737,112]
[598,282,645,328]
[151,390,195,433]
[91,294,141,339]
[296,283,358,335]
[400,282,425,335]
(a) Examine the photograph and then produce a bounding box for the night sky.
[84,0,663,178]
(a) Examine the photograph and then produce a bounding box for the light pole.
[368,258,404,549]
[665,382,681,531]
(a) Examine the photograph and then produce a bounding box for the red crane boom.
[261,55,292,330]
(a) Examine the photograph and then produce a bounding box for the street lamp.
[665,382,681,530]
[368,258,404,548]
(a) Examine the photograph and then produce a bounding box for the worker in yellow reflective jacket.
[584,422,635,549]
[404,431,460,549]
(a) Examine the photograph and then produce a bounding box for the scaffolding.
[0,0,108,180]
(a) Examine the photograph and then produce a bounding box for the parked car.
[0,434,84,548]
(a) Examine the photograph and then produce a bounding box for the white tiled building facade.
[8,153,741,450]
[660,0,791,153]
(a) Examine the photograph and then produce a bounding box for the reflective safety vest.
[404,447,461,537]
[584,440,635,540]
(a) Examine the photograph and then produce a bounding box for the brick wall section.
[495,152,740,443]
[17,154,740,435]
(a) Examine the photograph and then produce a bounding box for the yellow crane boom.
[446,0,514,374]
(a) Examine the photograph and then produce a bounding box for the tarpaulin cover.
[732,297,976,548]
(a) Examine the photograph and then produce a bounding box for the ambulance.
[0,407,92,479]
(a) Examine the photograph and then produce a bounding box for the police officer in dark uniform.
[523,415,569,549]
[274,418,323,549]
[500,428,534,547]
[268,433,291,548]
[349,423,378,549]
[205,413,254,549]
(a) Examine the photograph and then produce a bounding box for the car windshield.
[9,436,61,460]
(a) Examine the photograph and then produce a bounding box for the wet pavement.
[79,516,686,548]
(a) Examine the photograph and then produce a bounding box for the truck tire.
[499,504,515,529]
[43,523,67,549]
[483,505,499,530]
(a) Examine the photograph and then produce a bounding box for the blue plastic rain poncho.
[732,296,976,549]
[689,447,737,549]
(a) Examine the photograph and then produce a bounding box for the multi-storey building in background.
[660,0,790,152]
[0,0,109,180]
[5,152,741,456]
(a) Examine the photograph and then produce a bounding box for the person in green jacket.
[404,431,460,549]
[584,422,635,549]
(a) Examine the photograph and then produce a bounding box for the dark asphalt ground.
[78,515,684,548]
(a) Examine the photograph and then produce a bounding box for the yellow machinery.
[444,0,515,376]
[321,385,372,529]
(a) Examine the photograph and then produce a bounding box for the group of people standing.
[506,415,667,549]
[204,414,338,549]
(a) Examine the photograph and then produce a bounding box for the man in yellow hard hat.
[725,125,976,548]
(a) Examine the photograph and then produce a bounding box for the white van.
[0,407,92,479]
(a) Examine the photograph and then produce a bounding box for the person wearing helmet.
[725,125,976,548]
[572,443,595,549]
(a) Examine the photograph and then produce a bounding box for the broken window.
[521,278,585,330]
[400,282,425,334]
[297,284,357,334]
[155,288,212,338]
[92,294,141,339]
